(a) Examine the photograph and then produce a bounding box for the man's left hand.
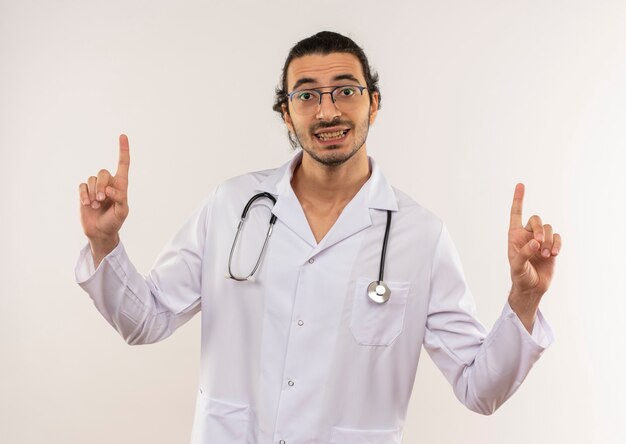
[507,183,561,332]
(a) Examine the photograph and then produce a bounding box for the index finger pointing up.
[116,134,130,178]
[509,182,525,229]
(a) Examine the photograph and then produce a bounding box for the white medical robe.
[75,151,553,444]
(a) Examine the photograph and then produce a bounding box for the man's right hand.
[78,134,131,267]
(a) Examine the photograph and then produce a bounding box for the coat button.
[308,258,314,264]
[279,441,286,444]
[297,320,304,326]
[288,380,295,386]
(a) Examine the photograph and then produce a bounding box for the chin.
[304,143,363,167]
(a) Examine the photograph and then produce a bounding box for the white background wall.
[1,0,624,442]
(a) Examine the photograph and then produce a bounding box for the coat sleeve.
[423,223,553,415]
[74,192,215,345]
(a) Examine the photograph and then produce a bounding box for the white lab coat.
[75,151,553,444]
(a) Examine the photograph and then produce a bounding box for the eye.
[339,87,356,97]
[297,91,315,101]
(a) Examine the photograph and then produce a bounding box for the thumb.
[105,185,127,205]
[511,238,540,274]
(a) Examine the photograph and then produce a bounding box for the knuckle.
[98,168,110,176]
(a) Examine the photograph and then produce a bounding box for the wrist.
[508,287,541,333]
[89,234,120,267]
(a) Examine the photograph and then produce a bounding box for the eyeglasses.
[287,85,368,116]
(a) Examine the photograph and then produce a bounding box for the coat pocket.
[330,426,401,443]
[349,277,410,346]
[190,389,250,444]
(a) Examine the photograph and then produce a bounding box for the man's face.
[282,52,379,167]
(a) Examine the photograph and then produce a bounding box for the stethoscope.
[227,192,393,304]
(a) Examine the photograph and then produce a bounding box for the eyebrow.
[290,73,362,91]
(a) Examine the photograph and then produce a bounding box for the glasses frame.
[287,84,368,115]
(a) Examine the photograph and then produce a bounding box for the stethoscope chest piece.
[367,281,391,304]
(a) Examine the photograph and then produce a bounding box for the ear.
[282,103,295,133]
[368,91,379,125]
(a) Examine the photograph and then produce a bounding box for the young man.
[76,31,561,444]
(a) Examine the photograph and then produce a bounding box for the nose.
[315,92,341,120]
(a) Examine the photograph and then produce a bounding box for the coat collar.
[254,150,398,252]
[254,150,398,212]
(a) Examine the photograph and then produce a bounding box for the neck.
[291,147,371,207]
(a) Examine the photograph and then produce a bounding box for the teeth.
[317,130,347,141]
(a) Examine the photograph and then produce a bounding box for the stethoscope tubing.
[379,210,392,282]
[227,192,277,281]
[227,192,393,303]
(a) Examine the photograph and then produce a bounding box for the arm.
[75,197,211,344]
[75,134,209,344]
[423,223,554,415]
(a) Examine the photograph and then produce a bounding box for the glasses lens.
[290,86,367,115]
[332,86,365,110]
[290,90,321,116]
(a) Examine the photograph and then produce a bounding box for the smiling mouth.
[315,129,349,141]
